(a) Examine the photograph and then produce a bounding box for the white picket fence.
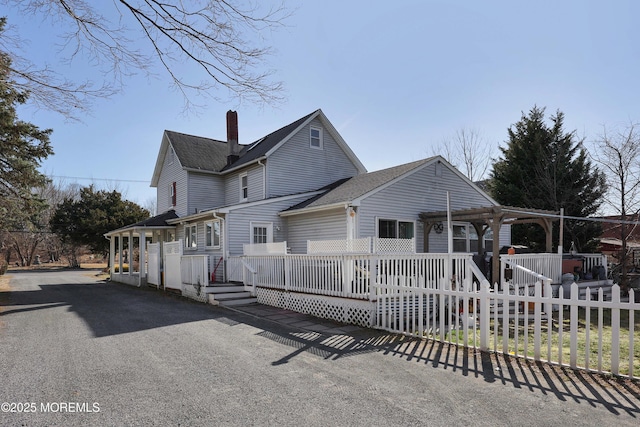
[234,251,638,379]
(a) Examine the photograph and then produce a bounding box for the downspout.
[258,160,266,199]
[212,211,226,282]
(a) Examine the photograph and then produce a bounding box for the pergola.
[419,205,560,284]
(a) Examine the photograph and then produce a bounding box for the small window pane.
[399,222,414,239]
[253,226,267,244]
[310,127,321,148]
[378,220,396,238]
[453,225,467,238]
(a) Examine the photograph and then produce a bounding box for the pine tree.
[0,18,53,242]
[490,106,606,252]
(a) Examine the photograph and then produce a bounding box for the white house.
[105,109,507,288]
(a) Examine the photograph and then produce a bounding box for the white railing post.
[479,280,490,351]
[284,255,290,292]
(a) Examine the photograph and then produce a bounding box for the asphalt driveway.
[0,270,638,426]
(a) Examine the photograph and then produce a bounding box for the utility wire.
[48,175,150,184]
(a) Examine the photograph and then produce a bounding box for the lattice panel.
[307,238,371,254]
[256,288,374,328]
[181,283,209,303]
[373,238,415,254]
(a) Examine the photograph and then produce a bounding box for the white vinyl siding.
[268,118,360,197]
[286,208,347,254]
[224,194,312,255]
[188,172,225,214]
[225,164,263,205]
[357,161,498,253]
[157,139,188,216]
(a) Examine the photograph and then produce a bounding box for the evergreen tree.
[490,106,606,252]
[50,186,150,264]
[0,18,53,252]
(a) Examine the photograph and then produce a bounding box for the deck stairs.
[204,282,257,307]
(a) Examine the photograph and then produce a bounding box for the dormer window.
[310,126,323,149]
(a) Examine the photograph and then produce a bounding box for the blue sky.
[9,0,640,211]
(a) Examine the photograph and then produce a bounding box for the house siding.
[224,163,264,205]
[225,195,313,255]
[267,118,360,197]
[157,140,188,216]
[285,208,348,254]
[187,172,225,213]
[357,161,496,253]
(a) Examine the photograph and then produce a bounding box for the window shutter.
[172,182,177,206]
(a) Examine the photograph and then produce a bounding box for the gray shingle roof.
[165,110,319,174]
[109,210,179,233]
[222,110,318,171]
[165,131,230,172]
[284,158,434,212]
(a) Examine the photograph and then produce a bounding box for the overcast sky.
[9,0,640,211]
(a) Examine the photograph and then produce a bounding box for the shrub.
[0,263,7,275]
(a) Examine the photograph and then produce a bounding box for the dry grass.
[441,307,640,378]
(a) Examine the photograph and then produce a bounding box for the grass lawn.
[437,306,640,378]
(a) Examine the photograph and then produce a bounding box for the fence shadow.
[252,315,640,419]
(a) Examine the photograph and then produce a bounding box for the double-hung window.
[453,223,493,253]
[205,221,221,248]
[378,219,415,239]
[169,182,176,207]
[310,126,323,149]
[184,224,197,249]
[240,173,248,202]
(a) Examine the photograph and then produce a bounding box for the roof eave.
[279,201,357,217]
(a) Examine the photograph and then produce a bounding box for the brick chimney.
[226,110,239,166]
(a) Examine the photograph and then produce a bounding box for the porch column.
[533,218,554,252]
[422,221,434,253]
[109,235,115,275]
[472,222,485,255]
[490,218,502,288]
[138,230,146,287]
[128,230,133,276]
[118,234,123,275]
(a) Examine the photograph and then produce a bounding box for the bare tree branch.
[1,0,289,118]
[431,127,492,182]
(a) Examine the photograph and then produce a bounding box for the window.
[206,221,221,248]
[168,146,175,165]
[453,223,493,253]
[169,182,176,207]
[452,224,468,252]
[310,126,323,149]
[250,222,273,244]
[184,224,197,249]
[240,173,248,201]
[470,226,493,253]
[378,219,415,239]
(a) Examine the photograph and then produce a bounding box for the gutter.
[279,201,360,217]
